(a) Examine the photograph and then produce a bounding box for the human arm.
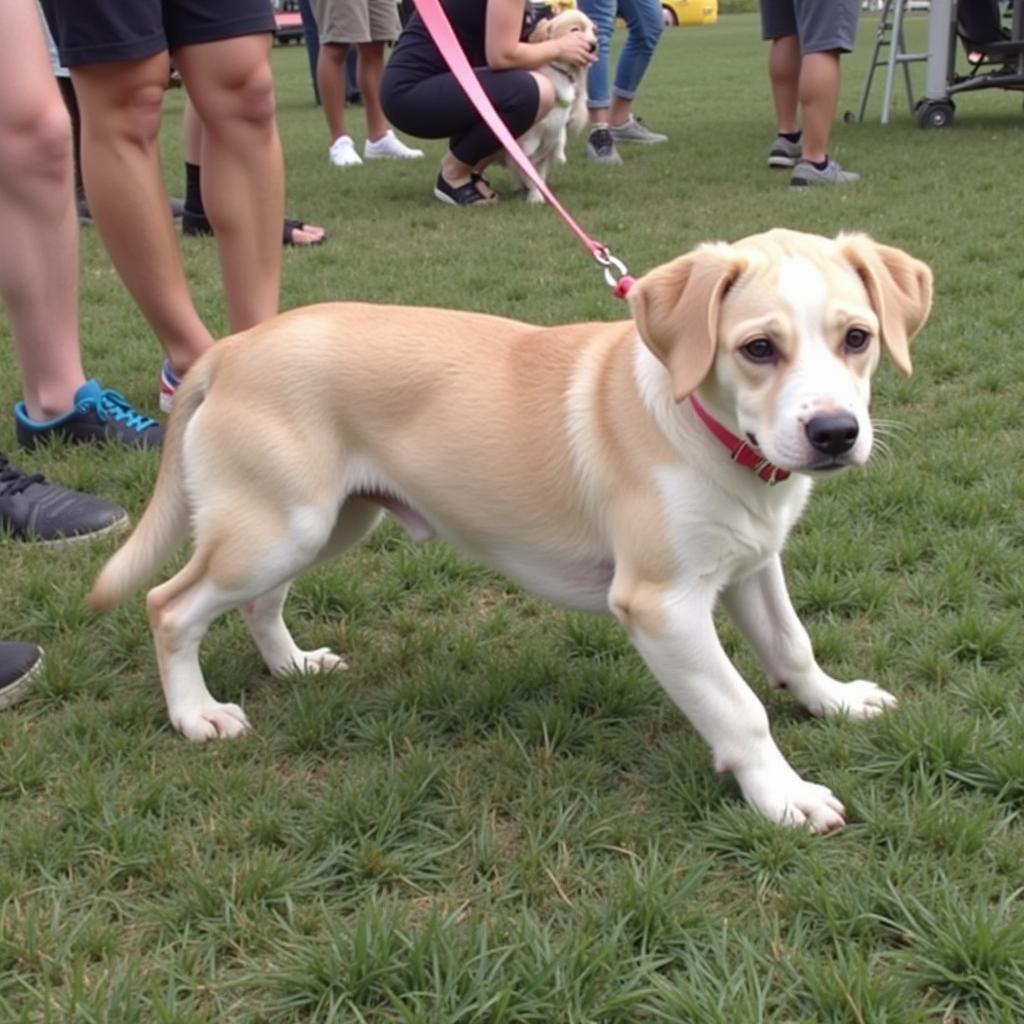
[484,0,594,69]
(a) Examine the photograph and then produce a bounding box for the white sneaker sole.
[364,150,424,160]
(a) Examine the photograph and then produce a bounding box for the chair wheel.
[916,99,955,129]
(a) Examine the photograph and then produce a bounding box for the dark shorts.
[759,0,860,52]
[40,0,276,67]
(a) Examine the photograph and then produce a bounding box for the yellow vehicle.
[661,0,717,26]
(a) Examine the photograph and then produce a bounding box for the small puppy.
[90,229,932,833]
[506,8,596,203]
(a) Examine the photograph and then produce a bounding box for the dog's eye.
[844,328,871,353]
[741,337,776,363]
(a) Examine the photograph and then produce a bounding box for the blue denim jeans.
[579,0,664,109]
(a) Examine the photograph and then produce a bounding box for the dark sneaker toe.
[0,454,128,544]
[18,481,128,543]
[0,642,43,709]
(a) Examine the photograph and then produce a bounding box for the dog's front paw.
[525,190,545,205]
[268,647,348,678]
[737,766,846,833]
[172,701,251,742]
[299,647,348,674]
[812,679,897,720]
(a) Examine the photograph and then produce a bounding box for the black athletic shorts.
[39,0,276,67]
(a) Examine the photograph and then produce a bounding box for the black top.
[388,0,491,76]
[389,0,536,76]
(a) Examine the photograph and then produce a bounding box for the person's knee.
[319,41,349,67]
[236,64,277,129]
[111,82,167,149]
[632,8,664,53]
[6,103,74,186]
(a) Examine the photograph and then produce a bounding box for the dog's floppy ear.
[629,243,744,401]
[839,233,933,376]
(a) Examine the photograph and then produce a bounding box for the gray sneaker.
[586,128,623,165]
[0,451,128,545]
[790,158,860,188]
[609,115,667,144]
[768,134,802,168]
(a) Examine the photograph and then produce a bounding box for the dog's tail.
[88,360,210,613]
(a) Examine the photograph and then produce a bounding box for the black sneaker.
[0,642,43,710]
[15,379,163,450]
[0,451,128,545]
[585,128,623,165]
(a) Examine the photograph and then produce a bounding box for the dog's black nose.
[805,412,859,456]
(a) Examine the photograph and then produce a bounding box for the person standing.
[578,0,668,165]
[761,0,861,187]
[311,0,425,166]
[39,0,288,412]
[1,0,137,709]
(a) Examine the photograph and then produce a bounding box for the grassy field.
[3,11,1024,1022]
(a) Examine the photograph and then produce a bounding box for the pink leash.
[412,0,636,299]
[411,0,789,485]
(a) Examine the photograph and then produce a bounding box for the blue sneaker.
[15,379,163,450]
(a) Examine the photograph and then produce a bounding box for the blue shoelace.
[81,388,159,434]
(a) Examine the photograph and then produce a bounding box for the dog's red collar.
[689,395,791,485]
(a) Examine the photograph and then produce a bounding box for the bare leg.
[317,41,350,142]
[356,41,387,142]
[0,0,85,420]
[71,54,213,378]
[182,94,324,248]
[768,35,801,134]
[797,50,842,163]
[174,35,282,332]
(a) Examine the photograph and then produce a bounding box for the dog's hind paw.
[172,701,251,742]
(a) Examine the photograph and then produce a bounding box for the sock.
[780,130,802,143]
[591,122,609,133]
[811,156,829,171]
[184,161,204,217]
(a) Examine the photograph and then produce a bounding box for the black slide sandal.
[182,210,326,247]
[434,174,496,206]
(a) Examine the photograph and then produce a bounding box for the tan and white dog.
[91,229,932,832]
[505,7,596,203]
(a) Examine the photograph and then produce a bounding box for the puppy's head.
[539,7,598,50]
[630,228,933,474]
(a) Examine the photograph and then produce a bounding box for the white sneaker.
[329,135,363,168]
[363,130,424,161]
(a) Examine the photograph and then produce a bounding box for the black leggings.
[381,67,539,166]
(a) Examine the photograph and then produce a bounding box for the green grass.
[2,12,1024,1022]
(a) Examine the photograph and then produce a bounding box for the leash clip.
[593,246,636,299]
